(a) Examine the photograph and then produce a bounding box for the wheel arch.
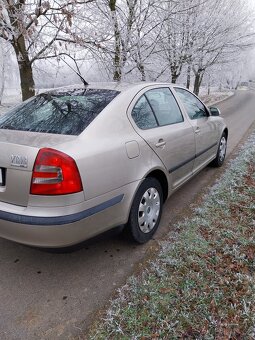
[145,169,169,203]
[223,127,228,139]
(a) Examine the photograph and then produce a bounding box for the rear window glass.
[0,89,119,135]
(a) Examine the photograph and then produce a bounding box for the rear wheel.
[211,132,227,167]
[126,177,163,244]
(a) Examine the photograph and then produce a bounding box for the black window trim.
[144,93,160,126]
[130,94,158,130]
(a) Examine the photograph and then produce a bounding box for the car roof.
[42,81,177,95]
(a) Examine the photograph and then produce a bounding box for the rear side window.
[0,89,119,135]
[145,88,183,125]
[131,95,158,129]
[131,88,183,130]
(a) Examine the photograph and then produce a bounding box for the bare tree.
[158,1,191,83]
[91,0,165,82]
[1,0,254,99]
[127,0,165,81]
[189,0,255,94]
[152,0,255,93]
[0,0,94,100]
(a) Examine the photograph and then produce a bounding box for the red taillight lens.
[30,148,83,195]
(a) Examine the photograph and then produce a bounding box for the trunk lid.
[0,130,76,206]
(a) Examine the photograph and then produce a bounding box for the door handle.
[195,127,200,134]
[155,139,166,148]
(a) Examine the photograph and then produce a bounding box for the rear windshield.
[0,89,119,135]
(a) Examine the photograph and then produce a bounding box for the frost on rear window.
[0,89,119,135]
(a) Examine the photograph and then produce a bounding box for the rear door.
[174,87,218,173]
[128,86,196,189]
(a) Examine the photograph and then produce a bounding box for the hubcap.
[219,136,227,162]
[138,187,160,233]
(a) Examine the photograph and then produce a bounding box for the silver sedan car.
[0,82,228,247]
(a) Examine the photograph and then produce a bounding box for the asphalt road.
[0,90,254,340]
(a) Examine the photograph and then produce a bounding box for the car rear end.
[0,87,131,247]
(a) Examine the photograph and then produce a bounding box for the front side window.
[0,89,119,135]
[175,88,208,120]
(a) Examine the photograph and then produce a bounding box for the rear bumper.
[0,195,124,226]
[0,182,139,248]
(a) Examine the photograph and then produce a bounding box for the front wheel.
[210,132,227,167]
[126,177,163,244]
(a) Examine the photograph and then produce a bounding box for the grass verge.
[88,131,255,339]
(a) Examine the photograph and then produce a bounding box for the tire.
[126,177,163,244]
[210,132,227,167]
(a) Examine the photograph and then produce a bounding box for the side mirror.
[209,107,221,116]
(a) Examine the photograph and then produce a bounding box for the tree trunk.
[193,74,200,95]
[186,64,191,89]
[207,73,211,95]
[171,73,178,84]
[18,60,35,100]
[113,50,121,81]
[0,67,4,105]
[171,65,180,84]
[13,36,35,101]
[138,63,146,81]
[113,19,121,81]
[193,69,204,95]
[135,48,146,81]
[0,42,5,105]
[109,0,122,81]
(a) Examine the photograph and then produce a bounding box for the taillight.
[30,148,83,195]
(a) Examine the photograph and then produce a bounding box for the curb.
[202,91,236,107]
[210,91,235,106]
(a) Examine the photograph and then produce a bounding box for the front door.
[174,87,218,173]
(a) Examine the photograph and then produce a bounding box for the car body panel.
[0,131,78,206]
[187,116,219,173]
[126,85,196,189]
[172,85,226,174]
[0,141,37,206]
[136,123,196,189]
[0,181,139,247]
[0,82,228,247]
